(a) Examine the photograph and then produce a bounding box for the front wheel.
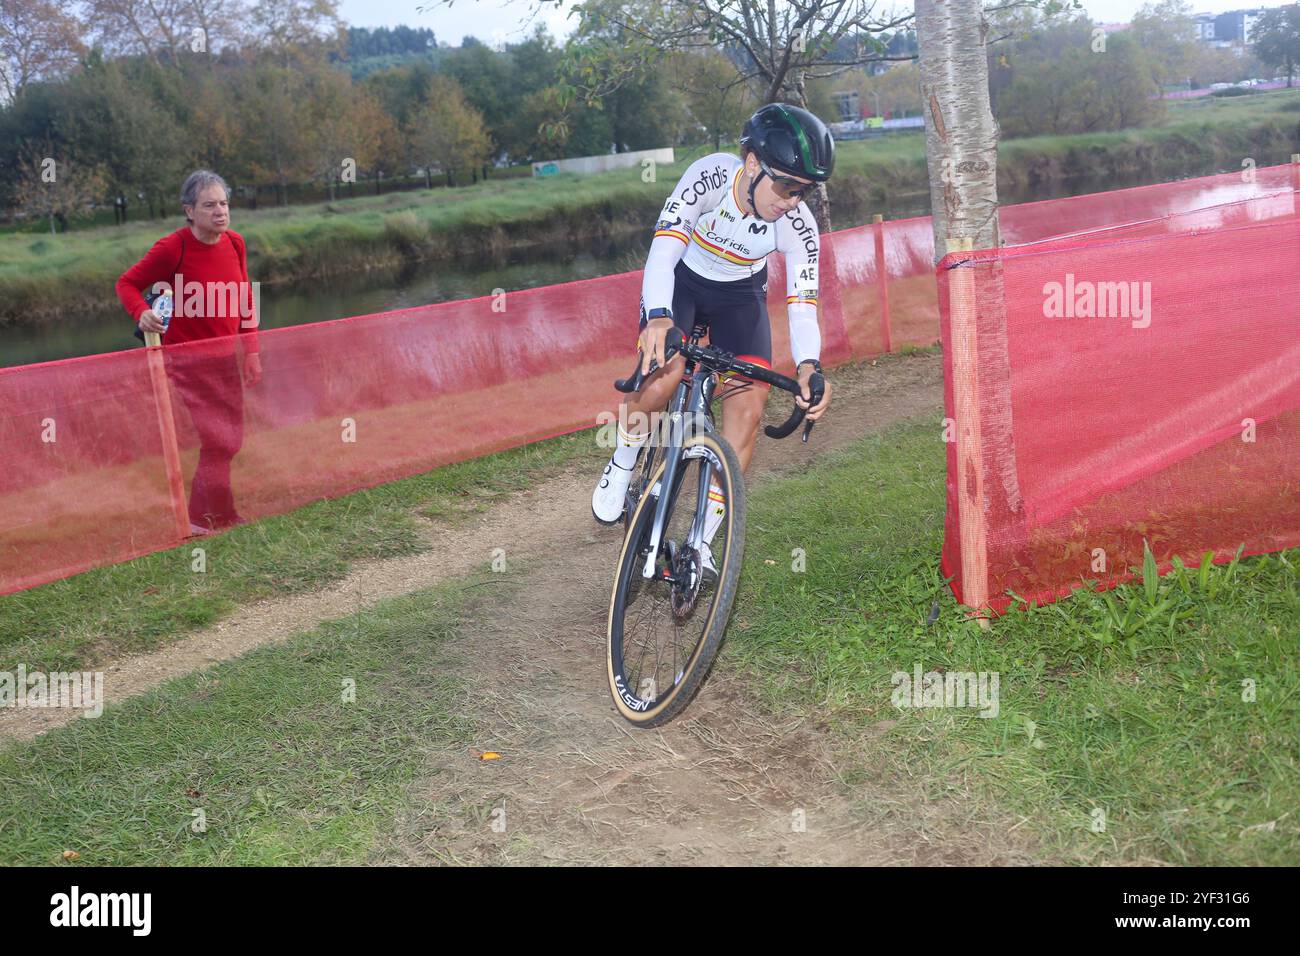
[606,430,746,727]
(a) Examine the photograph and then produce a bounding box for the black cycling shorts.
[639,260,773,387]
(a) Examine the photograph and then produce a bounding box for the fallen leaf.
[1019,715,1037,741]
[480,751,502,761]
[62,850,80,861]
[764,559,776,565]
[143,586,159,595]
[185,788,201,798]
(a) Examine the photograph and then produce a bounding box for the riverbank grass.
[8,86,1300,324]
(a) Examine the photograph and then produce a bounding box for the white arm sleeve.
[640,154,735,315]
[778,203,823,366]
[787,302,821,367]
[641,234,687,317]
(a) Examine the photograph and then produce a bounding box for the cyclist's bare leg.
[619,353,685,439]
[718,381,768,473]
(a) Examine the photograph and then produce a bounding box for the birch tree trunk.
[916,0,1024,603]
[916,0,1001,262]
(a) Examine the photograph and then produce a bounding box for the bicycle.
[605,325,826,727]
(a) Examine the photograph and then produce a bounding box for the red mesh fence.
[1001,163,1299,244]
[1,275,645,593]
[3,163,1298,595]
[880,164,1300,334]
[939,214,1300,612]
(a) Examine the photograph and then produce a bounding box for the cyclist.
[592,103,835,572]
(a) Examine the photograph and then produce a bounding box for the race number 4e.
[795,265,818,293]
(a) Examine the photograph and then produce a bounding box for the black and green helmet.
[739,103,836,182]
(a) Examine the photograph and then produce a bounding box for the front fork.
[641,373,716,579]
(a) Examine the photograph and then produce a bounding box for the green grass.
[0,406,1292,865]
[838,86,1300,206]
[10,86,1300,326]
[0,152,712,325]
[995,87,1300,188]
[727,416,1299,865]
[0,171,538,239]
[0,580,481,865]
[0,425,606,673]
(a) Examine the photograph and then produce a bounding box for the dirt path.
[364,352,1035,865]
[0,352,1039,863]
[377,475,1034,865]
[1,353,938,743]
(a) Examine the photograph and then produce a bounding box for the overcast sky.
[339,0,1299,43]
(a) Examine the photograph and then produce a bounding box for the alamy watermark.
[891,663,999,718]
[1,665,104,718]
[595,407,711,448]
[1042,273,1151,329]
[151,274,260,329]
[50,886,150,935]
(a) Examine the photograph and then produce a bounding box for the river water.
[0,167,1223,368]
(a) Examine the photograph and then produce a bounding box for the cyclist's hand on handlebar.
[795,364,831,421]
[638,316,676,377]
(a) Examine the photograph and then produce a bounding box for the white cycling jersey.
[640,153,822,365]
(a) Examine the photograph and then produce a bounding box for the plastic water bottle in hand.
[135,287,174,343]
[152,291,174,332]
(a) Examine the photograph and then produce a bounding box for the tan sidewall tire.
[606,431,746,726]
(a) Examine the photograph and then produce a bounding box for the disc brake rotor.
[669,542,703,619]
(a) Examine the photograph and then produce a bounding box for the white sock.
[703,482,726,544]
[612,423,648,470]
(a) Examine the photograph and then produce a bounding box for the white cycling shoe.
[698,541,718,584]
[592,457,635,524]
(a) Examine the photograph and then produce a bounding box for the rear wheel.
[606,430,745,727]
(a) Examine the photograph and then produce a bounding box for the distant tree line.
[3,0,1292,230]
[0,1,709,226]
[343,25,436,59]
[986,1,1272,138]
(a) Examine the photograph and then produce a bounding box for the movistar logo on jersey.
[748,222,768,235]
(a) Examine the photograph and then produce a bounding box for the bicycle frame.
[639,351,721,579]
[606,327,825,726]
[613,325,825,582]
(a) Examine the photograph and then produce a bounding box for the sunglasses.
[759,159,813,200]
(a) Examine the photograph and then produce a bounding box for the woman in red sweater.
[116,170,261,533]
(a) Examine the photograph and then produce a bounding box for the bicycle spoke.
[605,339,781,726]
[611,446,734,714]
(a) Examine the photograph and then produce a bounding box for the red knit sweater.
[115,227,260,353]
